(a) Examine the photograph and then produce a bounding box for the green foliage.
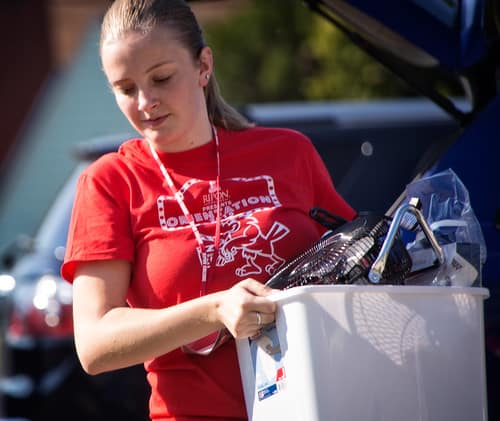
[302,17,412,100]
[204,0,413,104]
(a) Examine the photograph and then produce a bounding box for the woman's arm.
[72,259,276,375]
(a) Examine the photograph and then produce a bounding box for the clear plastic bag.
[404,168,486,286]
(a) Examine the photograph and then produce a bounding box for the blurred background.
[3,1,495,420]
[0,0,414,260]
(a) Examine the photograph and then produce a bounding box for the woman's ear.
[198,46,213,87]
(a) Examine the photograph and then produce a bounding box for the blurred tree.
[302,16,414,100]
[204,0,414,104]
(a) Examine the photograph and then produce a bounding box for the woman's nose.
[137,89,159,112]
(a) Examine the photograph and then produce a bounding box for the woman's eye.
[116,86,135,96]
[154,76,170,84]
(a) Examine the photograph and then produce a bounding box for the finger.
[249,330,262,340]
[245,297,276,317]
[251,310,275,327]
[249,312,263,340]
[254,311,262,327]
[239,278,277,297]
[258,311,275,326]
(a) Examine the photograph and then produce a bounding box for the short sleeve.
[61,165,134,283]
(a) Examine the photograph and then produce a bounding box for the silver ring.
[256,311,262,327]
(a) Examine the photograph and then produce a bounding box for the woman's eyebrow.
[146,60,175,73]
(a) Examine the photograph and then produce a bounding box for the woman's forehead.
[102,26,183,54]
[101,27,191,75]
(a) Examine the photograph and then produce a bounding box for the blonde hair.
[100,0,252,130]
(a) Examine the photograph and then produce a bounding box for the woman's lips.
[143,115,168,128]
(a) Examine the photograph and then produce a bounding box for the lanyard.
[148,125,222,296]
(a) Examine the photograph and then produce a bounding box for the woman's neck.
[148,119,214,153]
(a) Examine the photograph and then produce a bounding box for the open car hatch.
[304,0,500,125]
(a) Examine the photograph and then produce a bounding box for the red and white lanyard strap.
[148,125,222,296]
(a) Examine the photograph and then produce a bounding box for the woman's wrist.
[198,291,225,328]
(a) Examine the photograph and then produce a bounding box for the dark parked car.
[0,134,150,421]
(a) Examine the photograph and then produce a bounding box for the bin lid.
[269,284,490,304]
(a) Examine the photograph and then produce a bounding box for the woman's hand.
[73,260,279,374]
[215,278,278,339]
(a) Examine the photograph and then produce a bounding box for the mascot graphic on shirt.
[156,175,291,278]
[217,217,290,277]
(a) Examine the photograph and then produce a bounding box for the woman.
[62,0,356,419]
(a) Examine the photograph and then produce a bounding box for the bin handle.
[368,198,445,284]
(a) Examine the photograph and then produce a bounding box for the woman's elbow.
[75,342,109,375]
[79,358,103,376]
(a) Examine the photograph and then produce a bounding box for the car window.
[33,162,88,258]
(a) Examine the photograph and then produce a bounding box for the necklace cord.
[149,125,222,296]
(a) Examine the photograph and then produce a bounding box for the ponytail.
[205,72,254,130]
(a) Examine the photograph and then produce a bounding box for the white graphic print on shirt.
[156,175,290,278]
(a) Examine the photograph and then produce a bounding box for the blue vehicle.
[304,0,500,418]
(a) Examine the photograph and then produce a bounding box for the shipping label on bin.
[249,324,287,401]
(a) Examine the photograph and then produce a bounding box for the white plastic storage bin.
[236,285,489,421]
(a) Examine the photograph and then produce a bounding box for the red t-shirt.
[62,126,356,420]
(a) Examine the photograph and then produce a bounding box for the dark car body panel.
[305,0,500,124]
[305,0,500,419]
[319,0,490,69]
